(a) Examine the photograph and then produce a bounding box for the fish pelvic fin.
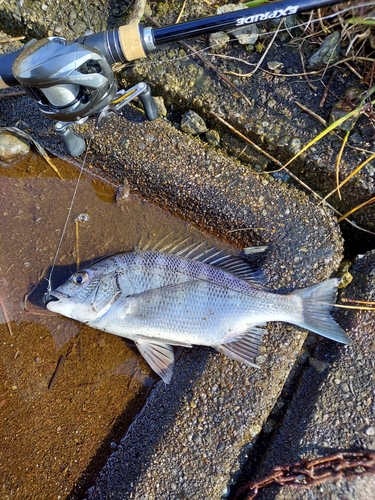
[135,341,174,384]
[292,278,351,344]
[214,326,266,368]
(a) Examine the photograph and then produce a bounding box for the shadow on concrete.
[68,347,213,499]
[229,338,345,500]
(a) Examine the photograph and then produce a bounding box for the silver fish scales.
[45,243,350,383]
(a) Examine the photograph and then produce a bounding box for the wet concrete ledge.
[68,112,345,498]
[1,93,346,499]
[252,250,375,500]
[3,0,370,491]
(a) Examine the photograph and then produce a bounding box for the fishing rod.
[0,0,343,156]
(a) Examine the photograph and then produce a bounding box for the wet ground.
[0,101,346,499]
[0,152,233,499]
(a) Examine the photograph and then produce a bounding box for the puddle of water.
[0,152,230,498]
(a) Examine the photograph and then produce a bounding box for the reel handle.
[55,122,86,157]
[139,83,158,121]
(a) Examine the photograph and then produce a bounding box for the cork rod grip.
[117,23,146,61]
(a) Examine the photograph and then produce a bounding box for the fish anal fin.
[135,341,175,384]
[214,326,266,368]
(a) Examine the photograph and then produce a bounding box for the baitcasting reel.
[11,36,158,156]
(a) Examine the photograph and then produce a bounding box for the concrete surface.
[1,93,348,500]
[235,251,375,500]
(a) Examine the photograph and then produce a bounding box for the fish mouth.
[43,290,70,306]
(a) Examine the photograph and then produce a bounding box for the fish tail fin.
[292,278,350,344]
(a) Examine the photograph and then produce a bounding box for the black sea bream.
[45,245,350,383]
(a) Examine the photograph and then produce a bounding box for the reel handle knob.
[55,122,86,157]
[138,83,158,121]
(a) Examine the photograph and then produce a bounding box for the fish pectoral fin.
[92,273,122,315]
[120,281,201,317]
[135,341,175,384]
[214,325,266,368]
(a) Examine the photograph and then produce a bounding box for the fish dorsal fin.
[135,340,175,384]
[137,233,206,257]
[204,252,266,286]
[192,245,266,287]
[214,325,266,368]
[137,234,266,287]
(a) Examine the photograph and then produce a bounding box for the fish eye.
[72,272,88,285]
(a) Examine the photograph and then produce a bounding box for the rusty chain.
[233,450,375,500]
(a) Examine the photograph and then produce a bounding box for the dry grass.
[293,2,375,228]
[328,1,375,76]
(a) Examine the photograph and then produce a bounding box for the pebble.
[288,137,301,154]
[209,31,230,51]
[308,31,341,68]
[180,110,207,135]
[216,4,258,45]
[116,179,130,205]
[267,61,284,73]
[232,24,258,45]
[153,96,167,117]
[0,131,30,164]
[205,129,220,146]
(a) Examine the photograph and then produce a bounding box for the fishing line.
[46,136,92,294]
[46,0,96,294]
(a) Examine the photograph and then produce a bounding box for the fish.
[45,241,350,383]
